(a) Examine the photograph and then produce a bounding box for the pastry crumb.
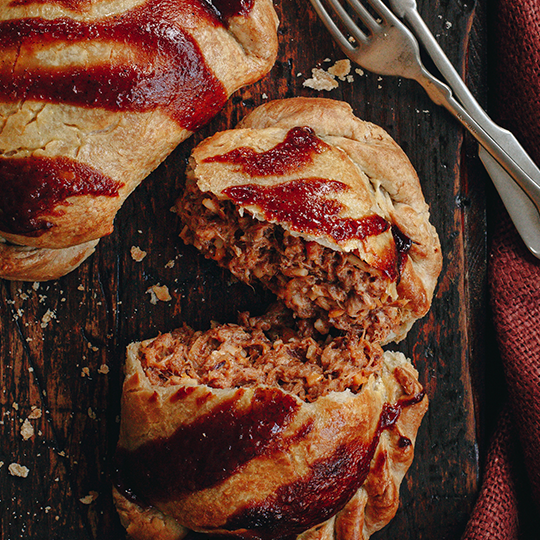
[40,309,56,328]
[81,367,90,378]
[303,68,338,91]
[80,491,99,505]
[21,418,34,440]
[8,463,29,478]
[146,284,172,305]
[328,59,351,79]
[130,246,147,262]
[28,407,42,419]
[165,259,175,269]
[303,60,354,91]
[98,364,110,375]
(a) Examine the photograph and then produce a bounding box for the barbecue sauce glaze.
[115,386,425,539]
[0,0,251,236]
[206,126,412,279]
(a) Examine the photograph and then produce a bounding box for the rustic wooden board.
[0,1,489,538]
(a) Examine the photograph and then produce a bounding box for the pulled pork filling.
[138,305,383,402]
[177,179,407,341]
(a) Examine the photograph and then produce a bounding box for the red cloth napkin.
[462,0,540,538]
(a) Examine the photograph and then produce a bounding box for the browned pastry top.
[113,311,428,540]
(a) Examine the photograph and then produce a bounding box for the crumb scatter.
[40,309,56,328]
[303,67,339,91]
[146,284,172,304]
[9,463,30,478]
[80,491,99,504]
[21,418,34,440]
[98,364,110,375]
[130,246,147,262]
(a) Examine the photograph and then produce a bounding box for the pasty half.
[113,307,428,540]
[176,98,442,343]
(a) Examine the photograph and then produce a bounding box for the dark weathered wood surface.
[0,1,490,538]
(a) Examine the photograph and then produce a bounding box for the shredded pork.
[139,304,383,402]
[177,179,407,341]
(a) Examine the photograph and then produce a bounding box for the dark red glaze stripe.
[223,178,390,244]
[224,440,377,539]
[114,387,300,504]
[8,0,91,9]
[0,156,121,236]
[210,126,415,281]
[205,126,330,176]
[0,0,249,130]
[204,0,255,19]
[8,0,252,17]
[398,436,412,448]
[224,391,426,539]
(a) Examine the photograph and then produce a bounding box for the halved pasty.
[176,98,442,343]
[113,306,428,540]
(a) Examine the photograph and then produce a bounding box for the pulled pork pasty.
[0,0,278,281]
[176,97,442,344]
[113,306,428,540]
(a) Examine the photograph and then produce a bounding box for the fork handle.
[421,74,540,259]
[414,60,540,218]
[400,6,540,218]
[401,6,490,119]
[479,145,540,258]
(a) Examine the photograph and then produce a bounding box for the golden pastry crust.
[113,491,188,540]
[0,0,278,280]
[177,97,442,343]
[0,237,98,282]
[113,324,428,540]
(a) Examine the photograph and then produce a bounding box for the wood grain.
[0,1,489,538]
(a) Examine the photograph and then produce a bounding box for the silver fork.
[308,0,540,258]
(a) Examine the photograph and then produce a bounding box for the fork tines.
[309,0,394,49]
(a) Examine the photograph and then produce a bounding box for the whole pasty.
[113,306,428,540]
[0,0,278,281]
[176,97,442,344]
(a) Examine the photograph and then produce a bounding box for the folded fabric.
[462,0,540,537]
